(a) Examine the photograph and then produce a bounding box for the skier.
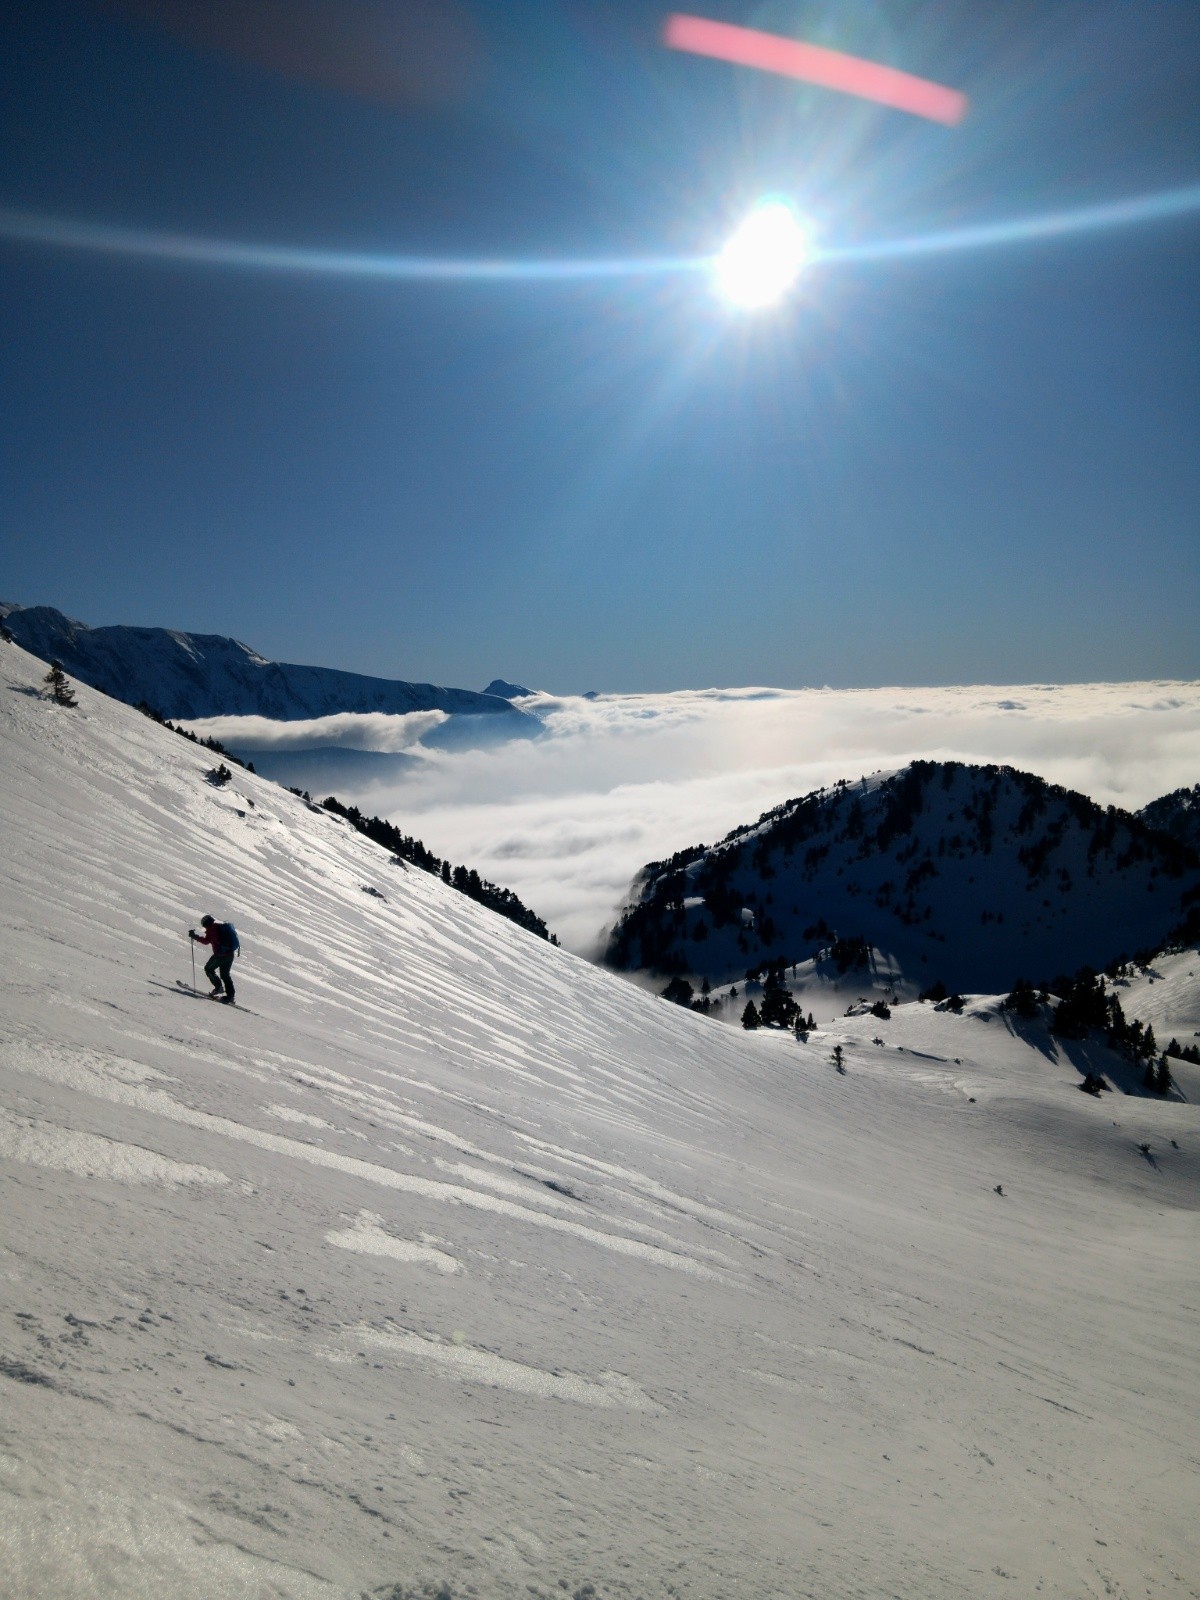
[189,914,238,1003]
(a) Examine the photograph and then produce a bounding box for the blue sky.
[2,0,1198,691]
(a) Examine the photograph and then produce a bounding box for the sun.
[714,199,813,309]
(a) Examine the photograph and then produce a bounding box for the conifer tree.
[741,1001,761,1030]
[43,660,77,706]
[662,976,694,1008]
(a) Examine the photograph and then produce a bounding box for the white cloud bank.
[209,683,1200,955]
[183,709,448,752]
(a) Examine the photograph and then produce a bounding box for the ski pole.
[190,934,196,994]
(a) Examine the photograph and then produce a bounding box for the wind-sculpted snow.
[319,1324,664,1412]
[0,1109,229,1189]
[1,637,1199,1600]
[326,1212,462,1274]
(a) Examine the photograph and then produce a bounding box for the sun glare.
[715,200,812,309]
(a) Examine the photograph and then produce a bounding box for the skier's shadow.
[147,977,250,1014]
[147,978,204,999]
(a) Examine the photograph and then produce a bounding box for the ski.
[173,979,251,1013]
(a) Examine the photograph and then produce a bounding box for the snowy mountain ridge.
[0,602,535,726]
[2,637,1199,1600]
[606,761,1200,993]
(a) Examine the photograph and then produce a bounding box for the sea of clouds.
[187,709,448,752]
[187,681,1200,954]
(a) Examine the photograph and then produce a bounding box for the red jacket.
[194,923,231,954]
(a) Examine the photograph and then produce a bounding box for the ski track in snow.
[2,641,1200,1600]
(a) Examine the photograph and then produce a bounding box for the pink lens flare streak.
[664,13,968,126]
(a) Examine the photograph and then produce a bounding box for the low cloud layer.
[210,683,1200,954]
[184,709,447,753]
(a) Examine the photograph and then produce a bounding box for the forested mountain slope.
[1140,783,1200,852]
[606,762,1200,993]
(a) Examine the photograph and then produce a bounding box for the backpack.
[217,922,240,957]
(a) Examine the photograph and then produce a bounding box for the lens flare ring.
[0,184,1197,297]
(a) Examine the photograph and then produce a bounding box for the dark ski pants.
[205,953,235,1000]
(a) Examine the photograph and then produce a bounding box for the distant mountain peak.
[482,678,532,700]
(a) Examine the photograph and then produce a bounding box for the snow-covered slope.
[0,603,533,726]
[2,639,1199,1600]
[1115,949,1200,1070]
[606,763,1200,993]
